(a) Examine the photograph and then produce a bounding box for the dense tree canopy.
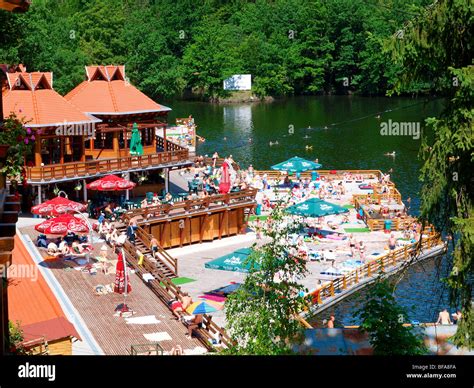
[388,0,473,348]
[0,0,434,99]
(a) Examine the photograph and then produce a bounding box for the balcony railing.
[26,149,190,183]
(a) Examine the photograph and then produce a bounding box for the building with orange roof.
[0,0,30,13]
[0,0,30,357]
[65,65,172,160]
[1,65,192,203]
[7,235,81,355]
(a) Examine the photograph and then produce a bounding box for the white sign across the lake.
[223,74,252,91]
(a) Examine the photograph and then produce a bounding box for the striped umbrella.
[186,300,223,315]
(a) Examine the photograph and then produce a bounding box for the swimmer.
[375,114,381,119]
[223,136,227,141]
[324,126,328,129]
[248,138,252,143]
[384,151,396,156]
[305,145,313,150]
[303,134,310,139]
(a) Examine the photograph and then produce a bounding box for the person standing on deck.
[358,241,366,261]
[212,152,219,168]
[127,220,136,245]
[349,234,356,257]
[388,233,397,250]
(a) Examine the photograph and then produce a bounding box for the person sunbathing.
[47,242,61,256]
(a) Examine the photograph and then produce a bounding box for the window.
[93,131,113,149]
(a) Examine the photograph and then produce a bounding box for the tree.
[225,205,309,354]
[356,279,428,355]
[387,0,473,349]
[8,320,25,354]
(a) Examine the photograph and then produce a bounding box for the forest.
[0,0,442,100]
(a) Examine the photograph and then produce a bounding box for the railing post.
[367,262,371,277]
[379,257,384,273]
[330,282,335,297]
[342,276,347,290]
[355,269,359,283]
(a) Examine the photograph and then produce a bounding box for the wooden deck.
[19,225,204,355]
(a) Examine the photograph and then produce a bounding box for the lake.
[167,95,450,326]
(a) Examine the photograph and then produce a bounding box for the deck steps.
[116,225,176,279]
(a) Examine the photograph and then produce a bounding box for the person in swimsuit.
[150,238,159,257]
[436,309,452,325]
[358,241,366,260]
[170,299,184,319]
[388,233,397,250]
[349,234,356,257]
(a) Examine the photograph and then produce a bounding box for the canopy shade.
[31,195,86,217]
[204,248,259,273]
[34,214,90,235]
[271,156,322,173]
[285,198,349,217]
[86,174,136,191]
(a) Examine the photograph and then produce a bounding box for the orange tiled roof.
[8,235,80,344]
[2,71,101,128]
[65,65,171,116]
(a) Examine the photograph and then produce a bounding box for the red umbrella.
[218,161,231,194]
[31,195,86,217]
[87,174,136,191]
[35,214,90,235]
[114,251,132,294]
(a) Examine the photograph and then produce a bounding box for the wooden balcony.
[26,149,191,184]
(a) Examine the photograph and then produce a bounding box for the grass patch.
[249,215,269,222]
[344,227,371,233]
[160,277,196,286]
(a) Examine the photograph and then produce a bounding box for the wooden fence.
[121,240,234,350]
[306,233,444,308]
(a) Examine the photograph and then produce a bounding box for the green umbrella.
[271,156,322,173]
[129,123,144,156]
[205,248,260,273]
[285,198,348,217]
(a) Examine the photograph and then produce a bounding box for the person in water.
[436,309,452,325]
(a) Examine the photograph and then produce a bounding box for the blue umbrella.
[271,156,322,173]
[286,198,349,217]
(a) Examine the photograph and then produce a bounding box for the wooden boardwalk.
[19,225,204,355]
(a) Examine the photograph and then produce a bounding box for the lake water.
[167,96,450,326]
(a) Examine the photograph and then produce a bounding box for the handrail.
[121,240,234,349]
[25,149,190,182]
[306,233,445,309]
[122,188,258,224]
[254,169,383,181]
[134,225,178,275]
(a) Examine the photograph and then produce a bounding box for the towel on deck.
[126,315,161,325]
[143,332,172,342]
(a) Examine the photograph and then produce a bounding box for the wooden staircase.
[116,224,177,279]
